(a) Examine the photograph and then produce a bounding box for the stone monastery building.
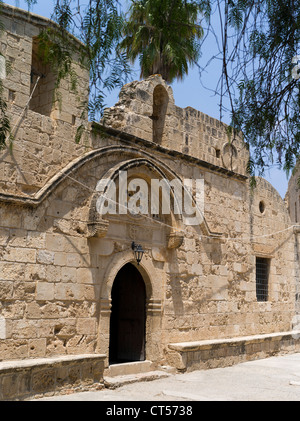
[0,4,299,399]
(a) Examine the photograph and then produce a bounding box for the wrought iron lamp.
[131,242,144,265]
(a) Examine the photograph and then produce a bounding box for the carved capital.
[100,298,112,315]
[146,299,162,314]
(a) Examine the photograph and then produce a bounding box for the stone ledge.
[168,331,300,351]
[0,354,106,401]
[167,331,300,372]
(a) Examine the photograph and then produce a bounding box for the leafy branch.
[205,0,300,177]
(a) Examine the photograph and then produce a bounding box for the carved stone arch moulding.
[99,249,164,328]
[86,157,185,249]
[101,250,158,300]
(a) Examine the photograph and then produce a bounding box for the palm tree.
[118,0,210,83]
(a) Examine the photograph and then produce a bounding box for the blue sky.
[3,0,291,198]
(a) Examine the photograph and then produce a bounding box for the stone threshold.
[0,354,106,401]
[104,371,171,390]
[103,360,174,389]
[104,360,154,377]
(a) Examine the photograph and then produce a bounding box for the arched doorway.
[109,263,146,364]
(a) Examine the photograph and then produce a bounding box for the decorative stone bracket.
[167,231,184,249]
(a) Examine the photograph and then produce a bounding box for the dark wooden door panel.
[109,263,146,364]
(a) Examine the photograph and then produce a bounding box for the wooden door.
[109,263,146,364]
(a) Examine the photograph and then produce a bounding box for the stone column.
[97,298,112,368]
[145,299,163,364]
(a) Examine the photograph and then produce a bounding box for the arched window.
[152,85,169,144]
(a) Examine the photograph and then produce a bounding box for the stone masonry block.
[36,282,55,301]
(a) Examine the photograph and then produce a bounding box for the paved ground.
[32,353,300,401]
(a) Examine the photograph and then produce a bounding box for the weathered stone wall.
[294,235,300,315]
[0,138,295,364]
[102,75,249,176]
[0,5,90,196]
[0,4,298,375]
[286,162,300,224]
[286,165,300,314]
[91,124,296,354]
[159,168,295,343]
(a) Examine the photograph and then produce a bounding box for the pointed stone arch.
[109,262,147,363]
[97,249,164,367]
[87,157,186,249]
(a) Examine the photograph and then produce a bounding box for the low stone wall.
[166,331,300,372]
[0,354,106,401]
